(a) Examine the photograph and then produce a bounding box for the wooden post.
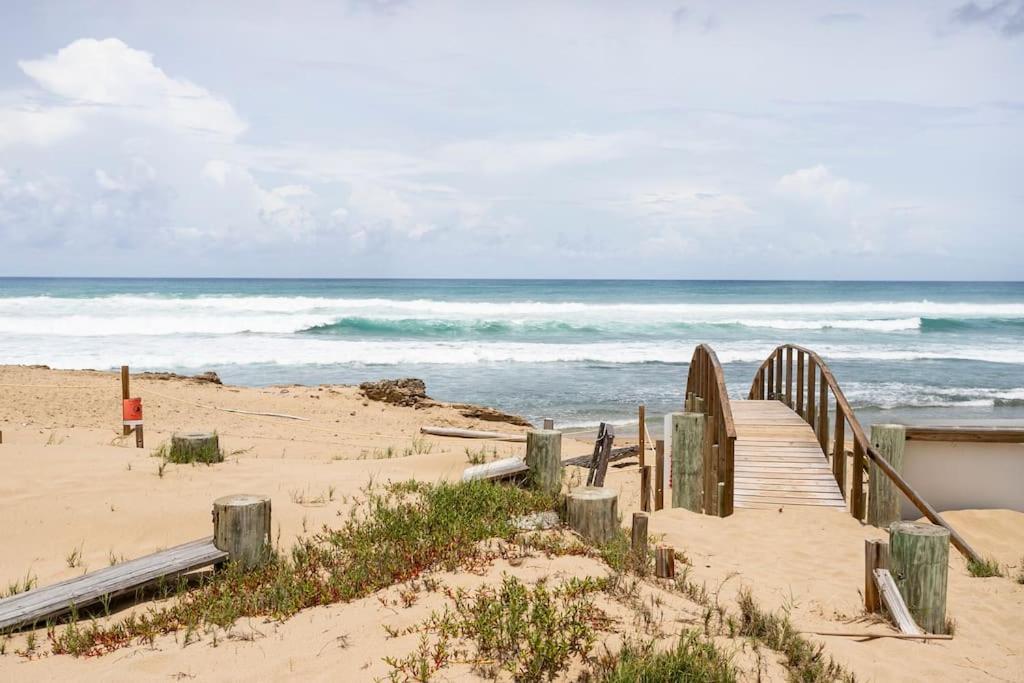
[526,429,562,495]
[670,413,703,512]
[212,494,272,570]
[869,425,905,528]
[637,404,645,469]
[121,365,131,436]
[833,416,846,498]
[542,418,554,430]
[655,545,675,579]
[852,440,866,521]
[640,465,652,512]
[170,432,222,463]
[566,487,618,544]
[135,424,144,448]
[817,380,829,451]
[796,351,805,415]
[654,439,665,511]
[717,482,725,517]
[806,360,816,426]
[864,539,890,612]
[631,512,649,563]
[889,522,949,634]
[784,346,793,407]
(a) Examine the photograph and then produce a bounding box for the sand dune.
[1,366,1022,681]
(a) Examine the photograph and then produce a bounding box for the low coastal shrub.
[154,438,223,465]
[736,589,854,683]
[47,480,553,657]
[1017,558,1024,585]
[583,633,737,682]
[967,556,1004,578]
[387,574,608,682]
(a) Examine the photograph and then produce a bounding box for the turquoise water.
[1,278,1022,428]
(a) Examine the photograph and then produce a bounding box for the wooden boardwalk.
[0,538,227,631]
[731,400,845,510]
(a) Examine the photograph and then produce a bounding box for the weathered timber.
[640,465,652,512]
[566,487,618,544]
[869,424,905,528]
[463,457,528,482]
[655,545,675,579]
[654,439,665,510]
[0,538,227,631]
[904,426,1024,443]
[420,426,526,442]
[874,568,924,636]
[213,494,272,570]
[865,539,890,613]
[631,512,649,563]
[670,412,704,512]
[889,521,949,634]
[525,429,562,494]
[170,432,223,463]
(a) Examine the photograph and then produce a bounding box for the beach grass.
[47,479,554,657]
[583,632,737,682]
[967,556,1004,578]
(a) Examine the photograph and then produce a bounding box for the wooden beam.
[873,568,924,636]
[904,426,1024,443]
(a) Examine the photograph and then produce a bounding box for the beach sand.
[1,366,1022,681]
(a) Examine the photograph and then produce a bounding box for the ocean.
[1,278,1022,430]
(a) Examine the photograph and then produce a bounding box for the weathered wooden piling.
[864,539,890,613]
[213,494,272,570]
[654,439,665,510]
[655,545,675,579]
[640,465,652,512]
[567,487,618,544]
[631,512,649,563]
[869,424,905,528]
[889,521,949,634]
[670,412,704,512]
[170,432,223,462]
[525,429,562,494]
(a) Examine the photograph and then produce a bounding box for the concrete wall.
[900,440,1024,518]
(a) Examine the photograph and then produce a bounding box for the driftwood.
[462,446,639,483]
[587,423,615,487]
[420,426,526,442]
[804,631,952,641]
[874,568,924,636]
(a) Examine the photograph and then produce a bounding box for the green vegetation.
[737,589,854,683]
[46,480,552,657]
[464,445,498,464]
[388,574,608,682]
[583,632,737,682]
[1016,558,1024,585]
[967,556,1004,578]
[155,437,223,465]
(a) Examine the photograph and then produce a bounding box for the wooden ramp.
[0,538,227,631]
[731,400,845,510]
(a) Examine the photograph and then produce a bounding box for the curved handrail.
[748,344,981,563]
[684,344,737,515]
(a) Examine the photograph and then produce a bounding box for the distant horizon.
[2,276,1023,284]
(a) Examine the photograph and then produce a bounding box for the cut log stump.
[213,494,272,570]
[170,432,222,463]
[526,429,562,494]
[566,487,618,545]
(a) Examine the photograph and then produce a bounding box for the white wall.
[900,441,1024,518]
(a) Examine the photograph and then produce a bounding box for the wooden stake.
[654,439,665,511]
[542,418,554,430]
[670,413,703,512]
[864,539,890,613]
[567,487,618,544]
[874,568,924,635]
[631,512,649,563]
[869,424,905,528]
[655,545,675,579]
[212,494,272,570]
[135,424,144,448]
[637,404,645,469]
[121,365,131,436]
[890,521,950,634]
[640,465,652,512]
[717,482,725,517]
[526,429,562,495]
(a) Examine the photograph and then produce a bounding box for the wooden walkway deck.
[731,400,845,510]
[0,537,227,631]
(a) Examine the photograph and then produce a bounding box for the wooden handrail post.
[638,404,646,469]
[784,346,793,406]
[766,356,775,399]
[774,348,783,400]
[817,380,829,451]
[852,440,866,521]
[795,350,805,415]
[833,415,846,498]
[806,359,817,427]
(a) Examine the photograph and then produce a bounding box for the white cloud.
[775,165,864,209]
[17,38,246,139]
[628,185,754,222]
[439,132,646,174]
[0,99,83,149]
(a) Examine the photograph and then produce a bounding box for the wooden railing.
[684,344,737,516]
[748,344,981,563]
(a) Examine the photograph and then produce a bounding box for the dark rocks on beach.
[139,370,223,385]
[359,377,532,426]
[358,378,428,406]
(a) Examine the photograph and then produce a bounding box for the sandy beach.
[0,364,1021,681]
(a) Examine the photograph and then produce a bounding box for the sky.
[0,0,1022,279]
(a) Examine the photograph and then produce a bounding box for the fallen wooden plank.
[420,426,526,442]
[874,568,924,636]
[0,538,227,631]
[462,446,639,482]
[804,630,952,641]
